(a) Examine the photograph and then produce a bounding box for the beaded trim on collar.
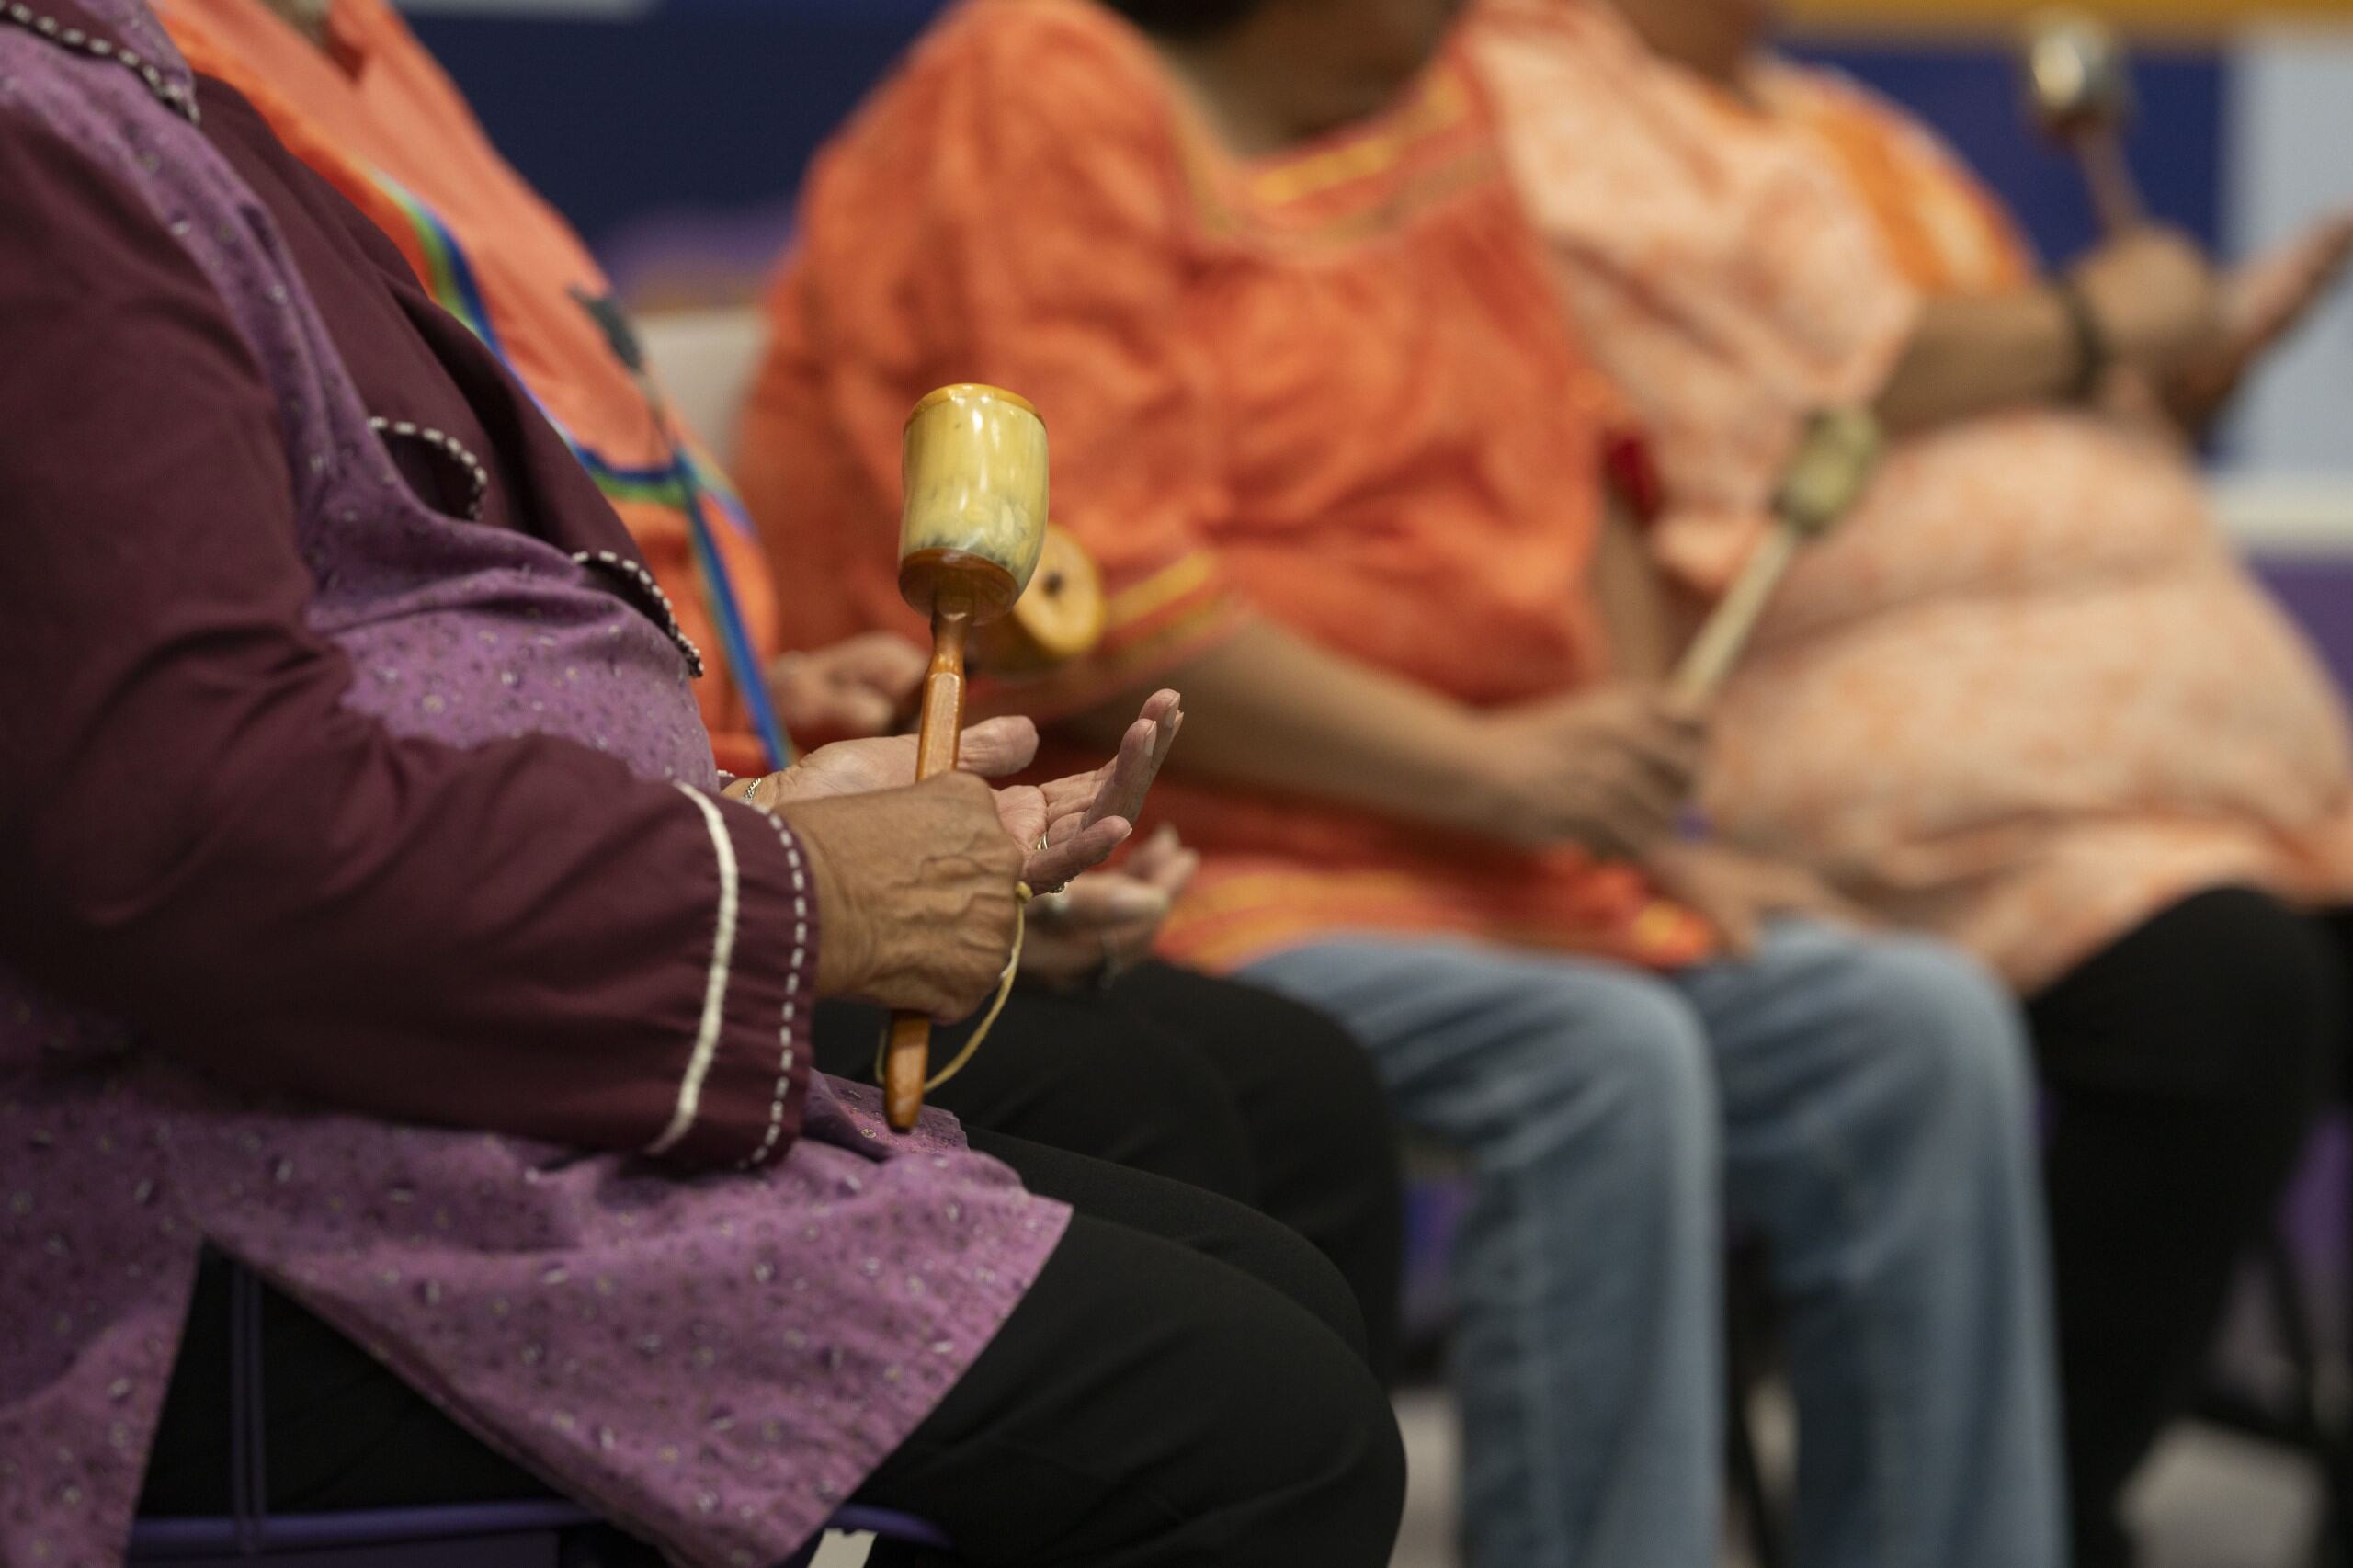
[575,549,708,679]
[0,1,199,121]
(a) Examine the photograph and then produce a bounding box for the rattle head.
[1773,407,1883,538]
[899,383,1051,624]
[2021,9,2132,138]
[975,524,1109,675]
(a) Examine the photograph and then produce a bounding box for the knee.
[1838,937,2039,1137]
[1203,1185,1376,1362]
[1487,971,1718,1181]
[1208,1286,1405,1549]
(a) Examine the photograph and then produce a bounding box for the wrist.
[784,808,871,997]
[1433,713,1535,841]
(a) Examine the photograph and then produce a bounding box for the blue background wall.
[405,2,2224,294]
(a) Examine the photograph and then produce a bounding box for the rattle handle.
[883,600,974,1131]
[1669,524,1803,711]
[2074,125,2144,237]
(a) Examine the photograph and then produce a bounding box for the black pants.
[2031,886,2349,1568]
[814,960,1404,1379]
[142,1130,1406,1568]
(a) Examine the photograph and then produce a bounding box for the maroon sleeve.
[0,109,810,1169]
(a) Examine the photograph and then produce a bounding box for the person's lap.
[857,1132,1401,1567]
[1241,918,2035,1219]
[1244,921,2059,1568]
[2026,885,2348,1567]
[814,960,1404,1373]
[142,1126,1404,1568]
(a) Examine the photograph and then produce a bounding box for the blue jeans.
[1243,922,2062,1568]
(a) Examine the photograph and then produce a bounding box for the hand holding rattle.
[2022,10,2144,237]
[1668,407,1882,711]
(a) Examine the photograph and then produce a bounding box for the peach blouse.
[1472,0,2353,988]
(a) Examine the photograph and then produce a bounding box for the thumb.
[956,716,1040,778]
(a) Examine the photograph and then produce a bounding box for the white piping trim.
[646,784,742,1155]
[734,806,810,1169]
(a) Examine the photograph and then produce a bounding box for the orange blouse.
[741,0,1711,971]
[157,0,785,776]
[1472,0,2353,989]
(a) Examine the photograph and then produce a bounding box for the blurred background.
[396,2,2353,1562]
[402,0,2353,661]
[397,0,2352,479]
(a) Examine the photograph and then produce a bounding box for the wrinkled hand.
[1020,826,1200,990]
[732,716,1041,807]
[1645,841,1877,958]
[785,774,1025,1020]
[2168,210,2353,425]
[995,690,1184,890]
[766,632,926,743]
[1469,686,1707,858]
[2073,226,2223,372]
[732,691,1182,890]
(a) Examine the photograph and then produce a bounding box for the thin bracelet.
[2052,275,2110,403]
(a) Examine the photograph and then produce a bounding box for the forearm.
[6,699,815,1165]
[1873,287,2081,434]
[1069,619,1493,835]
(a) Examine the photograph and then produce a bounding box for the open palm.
[742,690,1185,888]
[995,690,1184,889]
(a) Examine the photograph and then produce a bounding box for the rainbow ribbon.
[367,168,792,770]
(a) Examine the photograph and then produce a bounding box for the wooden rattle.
[885,383,1050,1131]
[1669,407,1882,710]
[2022,10,2143,236]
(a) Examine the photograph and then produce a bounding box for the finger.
[1033,765,1113,823]
[1027,817,1133,888]
[1122,824,1191,886]
[1047,877,1174,932]
[1126,822,1183,869]
[835,631,929,694]
[1541,786,1645,860]
[1148,846,1201,898]
[1622,721,1707,797]
[956,716,1040,778]
[1592,757,1683,835]
[1148,699,1185,767]
[824,686,904,742]
[1634,694,1711,750]
[991,783,1047,848]
[1087,716,1169,828]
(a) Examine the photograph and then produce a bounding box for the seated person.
[151,0,1404,1372]
[1465,0,2353,1557]
[737,1,2062,1564]
[0,4,1407,1563]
